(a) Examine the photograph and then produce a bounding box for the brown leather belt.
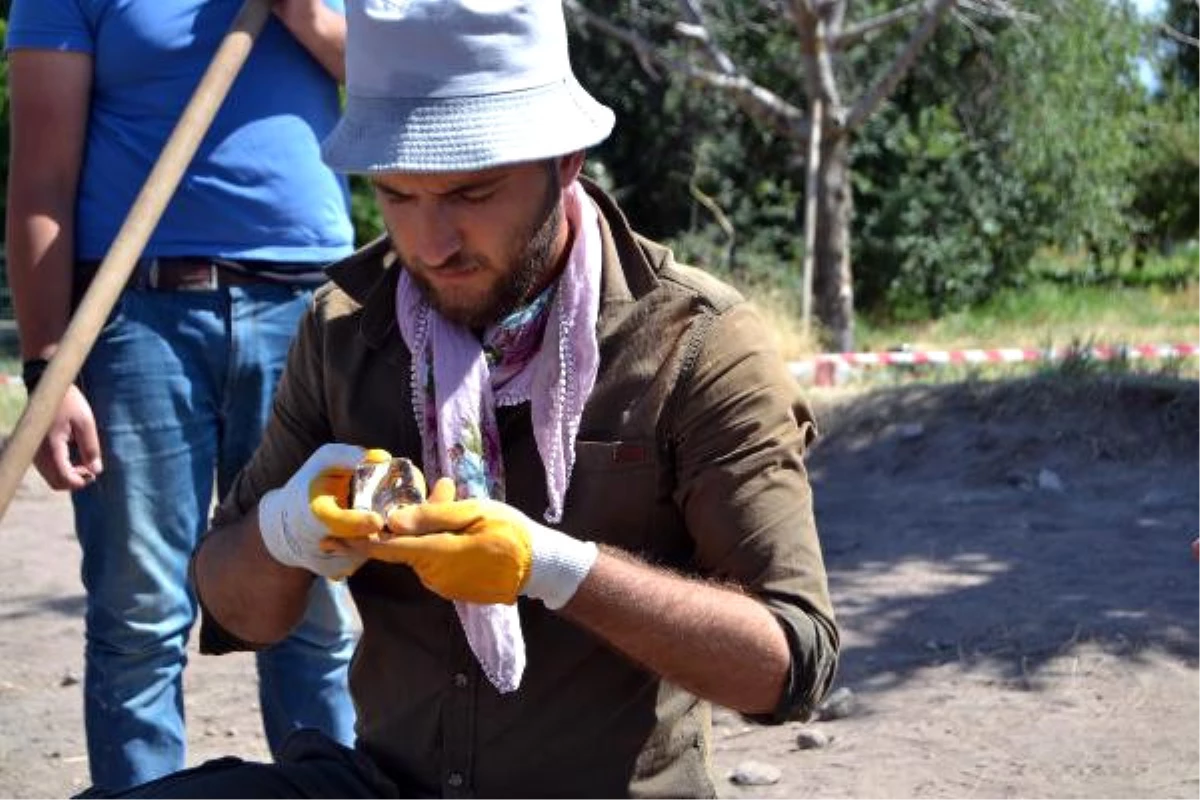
[76,257,318,293]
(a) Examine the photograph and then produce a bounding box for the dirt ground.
[0,375,1196,799]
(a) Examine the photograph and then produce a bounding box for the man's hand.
[33,384,103,491]
[258,444,387,578]
[331,482,598,608]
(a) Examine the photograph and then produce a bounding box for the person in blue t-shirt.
[4,0,359,792]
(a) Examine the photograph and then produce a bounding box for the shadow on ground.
[806,374,1199,693]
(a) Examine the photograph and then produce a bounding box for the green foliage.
[1128,89,1199,257]
[569,1,805,294]
[996,0,1147,265]
[348,175,384,246]
[853,104,1037,320]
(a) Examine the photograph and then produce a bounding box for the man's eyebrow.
[372,174,506,198]
[371,181,407,198]
[441,174,505,195]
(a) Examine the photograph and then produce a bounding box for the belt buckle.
[147,258,220,291]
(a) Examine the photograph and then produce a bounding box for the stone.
[795,728,831,749]
[729,760,782,786]
[817,686,855,720]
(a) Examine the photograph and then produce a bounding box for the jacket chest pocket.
[562,438,665,555]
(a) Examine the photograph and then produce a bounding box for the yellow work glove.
[258,444,388,578]
[331,479,598,608]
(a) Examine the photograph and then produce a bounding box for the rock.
[1037,468,1065,493]
[817,686,855,720]
[795,728,830,749]
[1140,488,1183,509]
[59,670,80,688]
[729,760,782,786]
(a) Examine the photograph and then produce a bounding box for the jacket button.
[453,672,469,688]
[447,772,464,788]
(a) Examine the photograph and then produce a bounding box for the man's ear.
[556,151,586,187]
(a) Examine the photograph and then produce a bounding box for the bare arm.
[560,547,790,715]
[5,49,104,489]
[273,0,346,82]
[5,49,90,363]
[193,509,318,646]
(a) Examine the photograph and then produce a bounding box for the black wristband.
[21,358,50,394]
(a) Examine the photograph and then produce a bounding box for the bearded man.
[99,0,839,797]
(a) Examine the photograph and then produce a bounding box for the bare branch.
[687,180,736,270]
[780,0,846,130]
[950,6,989,41]
[959,0,1038,23]
[675,0,737,74]
[1159,21,1200,49]
[565,0,807,139]
[833,2,924,50]
[843,0,956,133]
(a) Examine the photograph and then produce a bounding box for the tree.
[567,0,1031,351]
[1159,0,1198,88]
[1128,0,1199,261]
[995,0,1147,270]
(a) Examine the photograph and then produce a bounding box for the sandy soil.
[0,375,1196,799]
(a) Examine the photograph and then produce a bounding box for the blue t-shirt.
[6,0,354,267]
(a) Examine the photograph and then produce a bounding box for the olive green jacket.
[204,181,839,798]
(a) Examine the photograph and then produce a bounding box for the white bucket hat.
[321,0,616,174]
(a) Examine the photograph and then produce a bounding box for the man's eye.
[458,189,494,204]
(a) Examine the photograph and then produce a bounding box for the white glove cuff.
[524,526,599,610]
[259,487,305,569]
[258,488,359,578]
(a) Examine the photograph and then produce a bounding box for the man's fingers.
[37,437,90,491]
[350,532,467,563]
[311,495,384,537]
[387,499,483,536]
[427,476,457,504]
[72,418,104,476]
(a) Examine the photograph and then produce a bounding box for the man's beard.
[406,173,563,329]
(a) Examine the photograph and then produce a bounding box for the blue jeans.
[72,284,358,793]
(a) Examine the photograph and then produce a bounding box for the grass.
[854,282,1199,355]
[2,260,1197,433]
[0,356,25,437]
[752,277,1198,387]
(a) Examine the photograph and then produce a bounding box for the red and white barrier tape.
[789,342,1199,385]
[0,343,1195,389]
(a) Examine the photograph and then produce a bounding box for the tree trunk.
[813,132,855,352]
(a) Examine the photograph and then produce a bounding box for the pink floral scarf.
[394,181,601,692]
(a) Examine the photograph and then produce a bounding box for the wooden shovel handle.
[0,0,274,522]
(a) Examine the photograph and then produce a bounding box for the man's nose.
[410,204,462,267]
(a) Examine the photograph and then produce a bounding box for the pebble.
[795,728,830,749]
[1037,467,1065,493]
[817,686,855,720]
[729,760,782,786]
